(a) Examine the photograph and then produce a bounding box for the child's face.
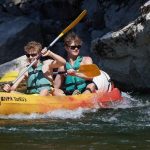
[25,51,39,64]
[65,41,81,56]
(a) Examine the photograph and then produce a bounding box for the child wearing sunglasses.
[3,41,66,96]
[54,32,96,95]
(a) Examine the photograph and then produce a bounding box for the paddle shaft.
[11,10,87,85]
[0,64,100,84]
[47,10,87,49]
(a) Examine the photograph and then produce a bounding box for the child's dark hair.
[64,32,83,46]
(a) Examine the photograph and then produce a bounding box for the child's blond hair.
[24,41,42,53]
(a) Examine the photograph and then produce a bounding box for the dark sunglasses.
[25,53,38,58]
[68,45,81,50]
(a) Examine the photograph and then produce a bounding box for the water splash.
[0,108,97,120]
[0,92,149,121]
[114,92,150,109]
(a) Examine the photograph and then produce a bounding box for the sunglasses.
[68,45,81,50]
[25,53,38,58]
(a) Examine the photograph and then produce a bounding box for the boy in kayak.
[54,32,96,95]
[3,41,66,96]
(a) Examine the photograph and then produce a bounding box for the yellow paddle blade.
[78,64,100,77]
[59,10,87,38]
[0,71,19,82]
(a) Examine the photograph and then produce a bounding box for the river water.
[0,92,150,150]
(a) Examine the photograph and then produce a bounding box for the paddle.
[53,64,100,77]
[0,64,100,83]
[0,71,19,83]
[8,10,87,86]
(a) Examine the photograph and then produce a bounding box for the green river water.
[0,92,150,150]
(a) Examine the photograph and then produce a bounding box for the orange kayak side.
[0,88,122,115]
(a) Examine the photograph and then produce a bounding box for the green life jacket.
[65,56,87,94]
[27,63,52,94]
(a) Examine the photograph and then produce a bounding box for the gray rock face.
[0,17,42,64]
[92,1,150,91]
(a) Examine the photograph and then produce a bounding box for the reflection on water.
[0,92,150,150]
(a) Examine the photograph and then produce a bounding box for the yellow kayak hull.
[0,88,122,115]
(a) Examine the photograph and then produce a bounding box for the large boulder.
[91,1,150,91]
[0,17,42,64]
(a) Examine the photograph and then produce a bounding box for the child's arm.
[67,56,94,80]
[54,66,65,88]
[3,71,27,92]
[41,48,66,68]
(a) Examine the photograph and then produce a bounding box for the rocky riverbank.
[0,0,149,92]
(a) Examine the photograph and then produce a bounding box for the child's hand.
[3,84,11,92]
[67,69,76,76]
[41,47,52,57]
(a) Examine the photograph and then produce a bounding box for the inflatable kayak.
[0,88,122,115]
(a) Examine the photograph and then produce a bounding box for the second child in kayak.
[54,32,96,95]
[3,41,66,96]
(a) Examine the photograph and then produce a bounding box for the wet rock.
[92,1,150,91]
[0,17,42,64]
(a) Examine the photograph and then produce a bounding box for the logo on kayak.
[0,96,27,102]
